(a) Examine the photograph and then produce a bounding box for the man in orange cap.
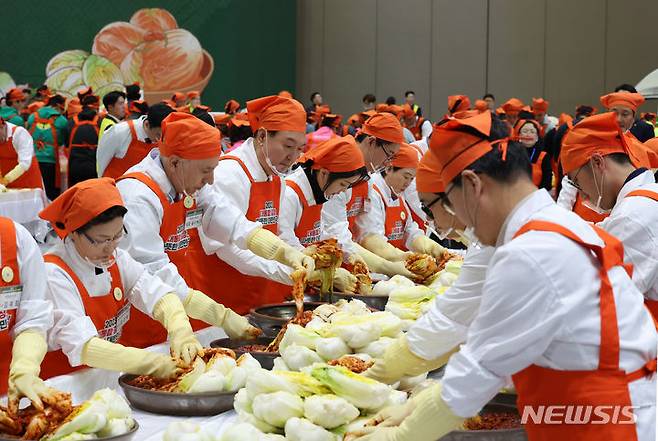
[561,111,658,322]
[501,97,524,128]
[351,112,657,441]
[1,88,27,127]
[601,91,654,142]
[531,97,557,132]
[401,103,432,141]
[172,92,186,108]
[116,111,313,346]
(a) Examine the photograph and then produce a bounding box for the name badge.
[185,208,203,230]
[0,285,22,311]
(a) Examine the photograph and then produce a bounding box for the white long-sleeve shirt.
[96,116,149,176]
[45,240,174,365]
[9,221,52,338]
[5,123,35,170]
[440,190,656,440]
[598,170,658,301]
[405,244,494,360]
[321,188,358,258]
[117,149,262,299]
[355,173,424,249]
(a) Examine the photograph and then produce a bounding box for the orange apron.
[286,180,322,246]
[41,254,129,379]
[103,120,155,179]
[625,189,658,324]
[511,220,656,441]
[116,171,205,341]
[346,181,368,235]
[408,117,426,141]
[573,193,609,223]
[0,219,21,394]
[183,155,290,316]
[0,125,44,189]
[373,184,409,250]
[531,151,547,187]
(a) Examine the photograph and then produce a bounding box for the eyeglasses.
[420,196,441,219]
[380,143,396,162]
[82,226,127,247]
[567,166,584,191]
[440,184,457,216]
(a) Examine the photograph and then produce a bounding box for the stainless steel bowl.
[0,421,139,441]
[249,302,326,337]
[210,337,278,370]
[330,292,389,310]
[118,374,236,416]
[438,403,527,441]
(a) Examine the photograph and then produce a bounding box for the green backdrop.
[2,0,296,109]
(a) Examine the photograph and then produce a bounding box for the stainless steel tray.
[210,336,278,370]
[0,421,139,441]
[249,302,325,337]
[118,374,236,416]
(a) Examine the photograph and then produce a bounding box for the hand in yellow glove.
[346,383,464,441]
[248,228,315,277]
[411,235,447,260]
[364,336,456,384]
[333,267,358,293]
[7,331,57,416]
[361,234,409,262]
[3,164,26,185]
[184,290,262,340]
[82,337,179,378]
[383,260,417,279]
[152,293,202,365]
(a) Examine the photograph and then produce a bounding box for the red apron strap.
[218,155,255,183]
[0,218,19,285]
[626,189,658,201]
[286,180,309,209]
[372,184,389,208]
[117,172,170,210]
[127,119,138,140]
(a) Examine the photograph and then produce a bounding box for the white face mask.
[460,226,482,249]
[583,164,611,215]
[84,252,117,271]
[262,130,294,178]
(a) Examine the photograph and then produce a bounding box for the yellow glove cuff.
[183,289,228,327]
[361,234,408,261]
[398,383,464,439]
[153,293,193,333]
[247,228,283,261]
[10,330,47,378]
[4,164,27,184]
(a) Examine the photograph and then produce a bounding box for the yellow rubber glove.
[333,267,358,293]
[153,293,202,365]
[346,383,464,441]
[364,336,457,384]
[410,235,447,259]
[7,331,55,416]
[3,164,26,185]
[81,337,179,378]
[348,252,370,272]
[184,289,262,340]
[354,244,415,279]
[247,228,315,277]
[361,234,410,262]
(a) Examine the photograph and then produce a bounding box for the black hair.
[575,105,595,118]
[518,109,534,120]
[147,103,174,128]
[450,139,532,187]
[310,92,320,102]
[607,152,632,165]
[229,124,253,144]
[490,114,510,140]
[483,93,495,100]
[81,95,99,108]
[102,91,126,109]
[47,94,66,108]
[355,132,394,149]
[300,162,369,204]
[125,84,141,101]
[73,205,127,234]
[380,166,403,177]
[614,83,637,93]
[192,108,216,127]
[362,93,376,104]
[130,101,149,116]
[405,91,415,97]
[385,96,397,105]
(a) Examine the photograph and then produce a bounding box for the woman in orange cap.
[512,118,552,190]
[561,111,658,322]
[356,144,445,260]
[352,111,657,441]
[0,116,44,190]
[1,88,27,127]
[401,103,432,142]
[116,111,311,346]
[39,178,202,380]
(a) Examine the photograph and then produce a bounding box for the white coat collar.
[616,169,656,207]
[497,189,555,246]
[227,137,272,182]
[51,240,115,297]
[287,168,318,207]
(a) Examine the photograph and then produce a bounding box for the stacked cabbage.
[42,389,135,440]
[222,363,405,440]
[177,353,262,394]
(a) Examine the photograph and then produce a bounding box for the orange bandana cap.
[160,112,220,160]
[172,92,185,102]
[401,104,416,119]
[532,98,549,113]
[560,112,650,174]
[600,92,644,113]
[40,178,125,239]
[361,112,405,144]
[502,98,524,115]
[448,95,471,113]
[187,90,200,99]
[229,112,250,128]
[474,99,488,112]
[391,143,420,169]
[452,109,481,120]
[559,113,573,127]
[416,150,446,193]
[347,113,361,125]
[278,90,293,99]
[247,95,306,133]
[429,111,493,185]
[6,88,26,101]
[298,135,365,173]
[225,99,240,114]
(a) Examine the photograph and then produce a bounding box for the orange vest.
[286,179,322,246]
[531,151,547,187]
[40,254,128,379]
[408,117,426,141]
[346,182,369,235]
[103,119,156,179]
[0,125,44,189]
[511,221,655,441]
[373,184,410,250]
[0,219,21,394]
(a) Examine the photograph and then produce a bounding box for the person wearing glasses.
[561,112,658,324]
[356,143,445,262]
[322,113,416,278]
[38,178,201,380]
[279,135,369,293]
